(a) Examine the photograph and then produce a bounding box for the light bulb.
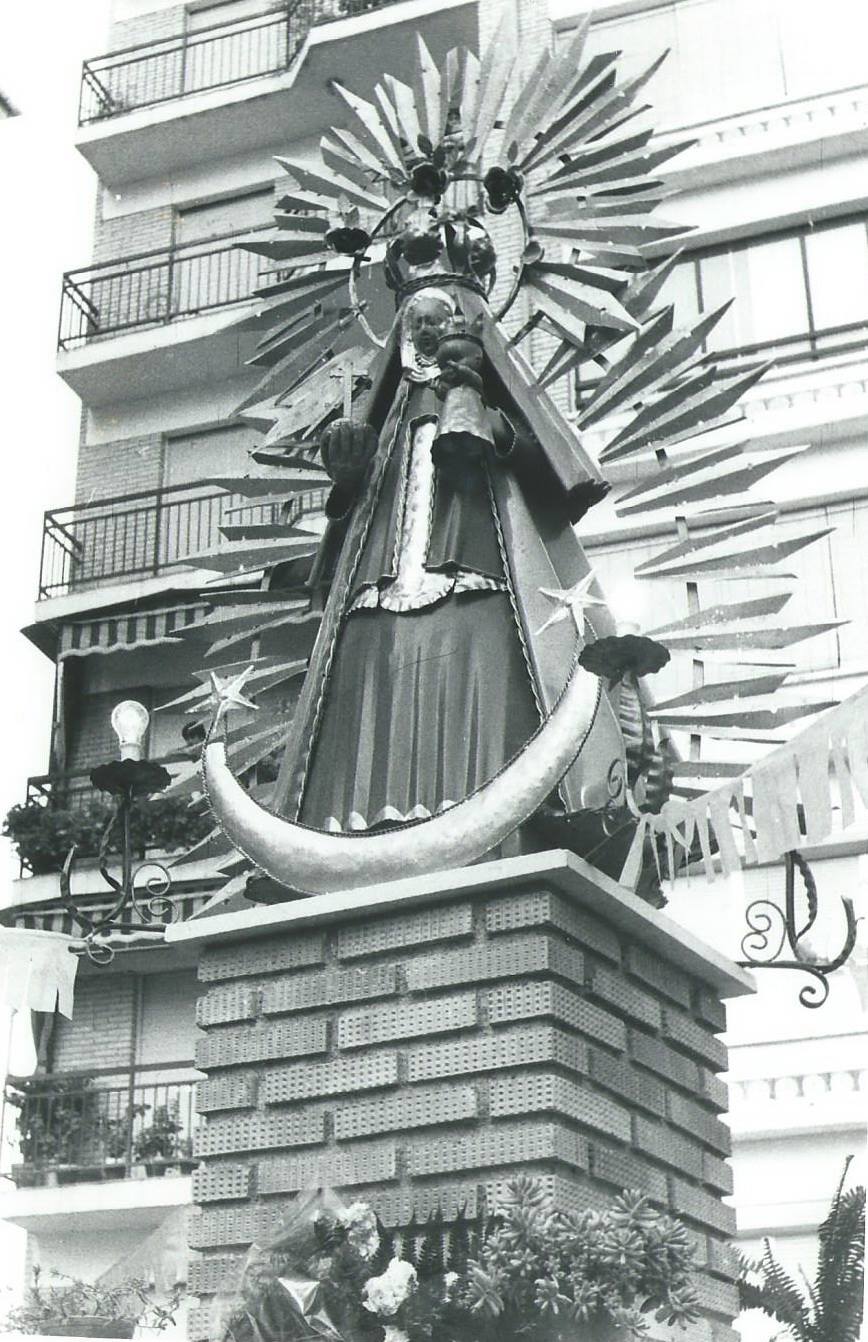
[111,700,150,761]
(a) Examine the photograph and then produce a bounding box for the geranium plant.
[219,1178,699,1342]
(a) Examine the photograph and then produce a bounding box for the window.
[638,216,868,360]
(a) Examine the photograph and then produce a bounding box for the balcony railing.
[39,480,328,599]
[5,1070,197,1186]
[58,227,277,350]
[78,0,412,125]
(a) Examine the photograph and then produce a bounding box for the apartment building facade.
[1,0,866,1333]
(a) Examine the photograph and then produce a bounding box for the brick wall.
[108,5,186,54]
[92,205,174,265]
[75,433,164,504]
[52,975,137,1074]
[188,885,741,1342]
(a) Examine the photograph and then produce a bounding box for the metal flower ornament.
[161,20,861,1000]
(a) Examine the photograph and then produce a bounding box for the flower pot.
[145,1160,168,1177]
[40,1318,136,1338]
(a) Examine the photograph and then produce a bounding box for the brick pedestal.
[167,851,753,1342]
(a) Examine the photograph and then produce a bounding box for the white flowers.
[362,1258,418,1317]
[339,1202,380,1261]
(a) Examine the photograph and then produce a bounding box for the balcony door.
[170,188,273,318]
[184,0,289,94]
[160,422,264,566]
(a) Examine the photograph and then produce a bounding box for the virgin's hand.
[320,418,378,484]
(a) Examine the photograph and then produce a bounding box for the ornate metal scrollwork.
[59,760,176,966]
[737,850,859,1008]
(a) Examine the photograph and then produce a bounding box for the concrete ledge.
[166,848,754,999]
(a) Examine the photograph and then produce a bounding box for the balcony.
[5,1070,197,1189]
[38,480,327,600]
[58,229,273,353]
[75,0,476,187]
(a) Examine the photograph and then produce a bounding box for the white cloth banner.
[0,928,79,1018]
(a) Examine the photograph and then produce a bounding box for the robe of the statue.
[269,294,625,835]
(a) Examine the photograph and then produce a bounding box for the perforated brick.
[706,1235,739,1279]
[670,1177,737,1235]
[489,1072,631,1141]
[633,1117,704,1179]
[702,1151,734,1195]
[336,1082,477,1140]
[695,988,727,1032]
[188,1255,244,1296]
[337,903,472,959]
[587,964,661,1030]
[667,1093,732,1155]
[261,964,397,1016]
[625,943,691,1006]
[263,1051,398,1104]
[699,1068,730,1111]
[187,1303,213,1342]
[589,1143,667,1202]
[195,1017,328,1070]
[192,1163,251,1203]
[694,1273,740,1317]
[196,983,259,1027]
[407,1024,587,1084]
[188,1202,286,1249]
[406,935,583,993]
[196,1074,257,1114]
[337,992,476,1049]
[485,890,620,962]
[199,932,324,982]
[630,1031,700,1091]
[408,1120,588,1177]
[374,1182,479,1226]
[487,981,625,1051]
[259,1142,398,1194]
[588,1048,665,1116]
[485,1171,609,1217]
[662,1008,728,1070]
[194,1110,324,1157]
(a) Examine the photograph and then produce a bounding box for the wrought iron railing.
[78,0,411,124]
[57,227,275,349]
[5,1070,197,1185]
[39,481,328,598]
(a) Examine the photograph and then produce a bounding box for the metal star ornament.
[204,664,258,726]
[535,573,606,636]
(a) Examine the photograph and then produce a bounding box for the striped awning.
[58,603,210,660]
[10,890,214,937]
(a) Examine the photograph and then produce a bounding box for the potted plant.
[0,1267,180,1338]
[6,1076,100,1185]
[98,1103,146,1176]
[133,1101,184,1175]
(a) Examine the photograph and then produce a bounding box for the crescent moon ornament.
[202,653,603,895]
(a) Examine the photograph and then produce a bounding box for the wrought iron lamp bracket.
[737,849,859,1008]
[59,761,176,966]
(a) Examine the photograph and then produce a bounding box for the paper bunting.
[622,684,868,886]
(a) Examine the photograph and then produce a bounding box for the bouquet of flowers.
[215,1179,699,1342]
[217,1187,475,1342]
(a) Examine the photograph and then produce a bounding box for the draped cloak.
[269,291,626,835]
